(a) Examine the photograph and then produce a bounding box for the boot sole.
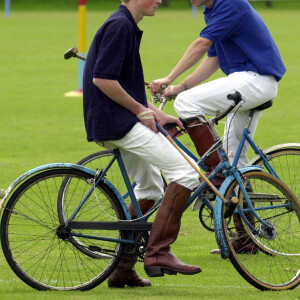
[144,266,201,277]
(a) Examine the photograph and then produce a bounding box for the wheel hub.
[56,225,71,240]
[259,220,277,240]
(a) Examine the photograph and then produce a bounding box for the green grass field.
[0,3,300,300]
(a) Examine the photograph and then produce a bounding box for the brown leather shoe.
[108,267,152,288]
[108,199,155,288]
[144,252,201,277]
[144,183,201,277]
[210,206,259,255]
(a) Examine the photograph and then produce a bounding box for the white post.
[5,0,11,18]
[192,5,197,18]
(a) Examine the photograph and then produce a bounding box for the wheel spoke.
[1,168,125,291]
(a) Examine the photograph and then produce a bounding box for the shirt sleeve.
[93,20,131,80]
[200,1,238,44]
[207,44,217,57]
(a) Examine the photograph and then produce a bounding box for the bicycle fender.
[248,143,300,165]
[213,166,263,259]
[0,163,130,219]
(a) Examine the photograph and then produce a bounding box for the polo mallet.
[156,123,238,217]
[63,48,237,216]
[64,47,86,61]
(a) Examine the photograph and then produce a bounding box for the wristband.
[137,109,155,120]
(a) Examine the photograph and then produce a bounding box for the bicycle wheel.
[77,150,167,201]
[78,150,128,196]
[199,203,214,232]
[250,148,300,199]
[221,171,300,290]
[1,168,126,291]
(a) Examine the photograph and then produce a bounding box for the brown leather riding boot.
[108,199,155,288]
[231,202,259,254]
[210,186,259,255]
[185,116,221,169]
[144,183,201,277]
[185,117,224,187]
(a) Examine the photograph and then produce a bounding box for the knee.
[173,165,200,191]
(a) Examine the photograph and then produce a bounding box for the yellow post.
[64,0,87,97]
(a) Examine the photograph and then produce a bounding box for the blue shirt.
[200,0,286,81]
[83,5,147,142]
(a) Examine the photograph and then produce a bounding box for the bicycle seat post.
[245,110,256,131]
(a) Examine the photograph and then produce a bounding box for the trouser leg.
[174,72,278,168]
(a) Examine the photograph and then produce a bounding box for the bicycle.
[0,92,299,291]
[64,47,300,232]
[75,92,300,232]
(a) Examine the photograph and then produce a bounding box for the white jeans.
[174,71,278,167]
[98,122,199,201]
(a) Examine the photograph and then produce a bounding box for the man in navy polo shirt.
[83,0,201,288]
[150,0,285,253]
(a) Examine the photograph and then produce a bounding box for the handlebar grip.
[156,122,168,137]
[227,91,242,104]
[213,91,243,124]
[161,84,168,90]
[163,123,178,130]
[223,197,239,219]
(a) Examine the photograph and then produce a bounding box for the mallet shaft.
[156,123,228,203]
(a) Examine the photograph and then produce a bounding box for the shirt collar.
[204,0,216,13]
[118,5,141,32]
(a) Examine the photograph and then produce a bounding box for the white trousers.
[174,71,278,167]
[99,122,199,201]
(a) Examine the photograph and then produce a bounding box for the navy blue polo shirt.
[200,0,286,81]
[83,5,147,142]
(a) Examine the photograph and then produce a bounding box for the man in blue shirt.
[83,0,201,288]
[150,0,285,253]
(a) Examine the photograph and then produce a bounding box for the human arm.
[161,56,219,97]
[147,101,184,137]
[93,78,160,132]
[150,37,213,94]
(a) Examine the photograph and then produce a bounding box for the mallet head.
[64,47,79,60]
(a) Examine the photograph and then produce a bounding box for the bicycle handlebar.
[227,91,242,103]
[213,91,242,125]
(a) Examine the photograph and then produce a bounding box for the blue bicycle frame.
[232,110,280,178]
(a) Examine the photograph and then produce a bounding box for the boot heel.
[144,266,164,277]
[162,268,177,275]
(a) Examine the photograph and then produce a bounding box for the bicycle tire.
[221,171,300,290]
[77,150,129,196]
[199,203,215,232]
[78,150,167,196]
[250,148,300,199]
[58,150,126,258]
[1,168,126,291]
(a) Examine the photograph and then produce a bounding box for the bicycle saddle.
[251,99,273,111]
